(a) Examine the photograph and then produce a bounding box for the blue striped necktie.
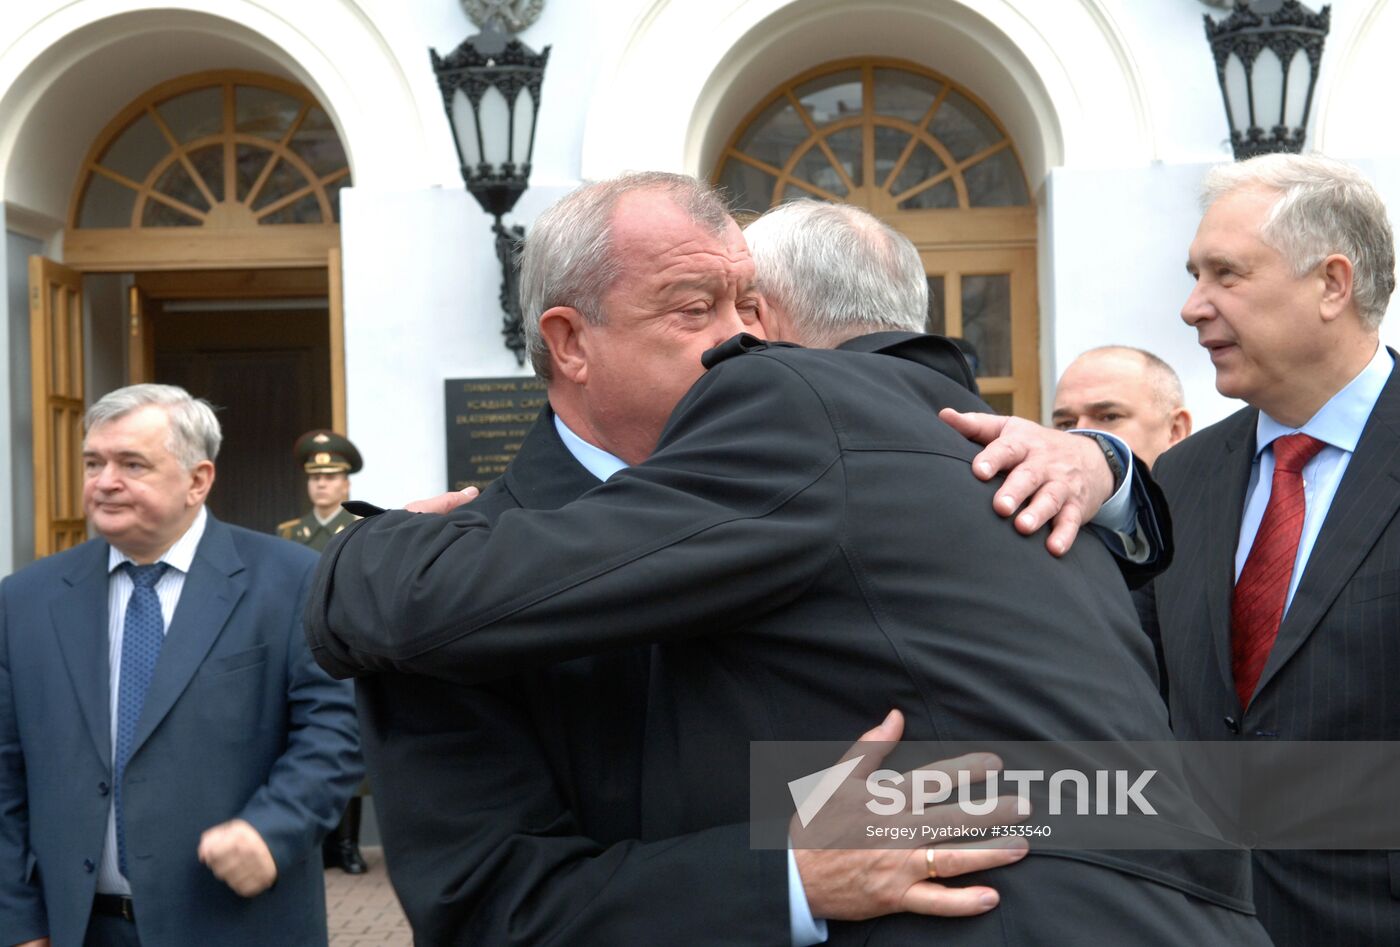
[115,561,169,876]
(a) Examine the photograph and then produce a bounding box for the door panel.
[153,306,329,533]
[919,247,1037,419]
[29,256,87,557]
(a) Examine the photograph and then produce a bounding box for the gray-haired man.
[1142,152,1400,943]
[0,384,360,947]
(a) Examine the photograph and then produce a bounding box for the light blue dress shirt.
[1235,344,1394,612]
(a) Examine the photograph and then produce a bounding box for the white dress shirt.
[97,506,208,894]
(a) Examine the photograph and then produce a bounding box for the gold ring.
[925,846,939,880]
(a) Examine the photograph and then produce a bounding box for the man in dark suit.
[309,176,1266,944]
[1139,153,1400,944]
[0,384,361,947]
[352,175,1048,944]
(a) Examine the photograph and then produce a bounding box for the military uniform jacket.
[278,509,358,552]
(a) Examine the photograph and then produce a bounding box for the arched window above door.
[713,59,1039,420]
[66,71,349,270]
[716,61,1029,215]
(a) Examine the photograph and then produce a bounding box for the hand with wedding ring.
[791,709,1030,921]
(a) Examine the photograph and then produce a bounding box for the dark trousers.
[83,912,141,947]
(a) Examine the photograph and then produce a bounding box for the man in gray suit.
[1140,154,1400,944]
[0,384,361,947]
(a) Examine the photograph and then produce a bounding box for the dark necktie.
[115,561,170,876]
[1230,434,1327,709]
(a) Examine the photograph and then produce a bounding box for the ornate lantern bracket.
[431,8,549,365]
[1204,0,1331,160]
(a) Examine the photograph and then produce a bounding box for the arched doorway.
[713,58,1038,419]
[30,70,350,556]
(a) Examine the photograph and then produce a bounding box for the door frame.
[27,254,346,559]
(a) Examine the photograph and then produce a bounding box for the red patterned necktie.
[1230,433,1327,709]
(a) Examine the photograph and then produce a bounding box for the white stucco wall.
[1,0,1398,548]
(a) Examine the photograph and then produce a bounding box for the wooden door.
[328,247,346,432]
[919,247,1038,418]
[127,284,155,383]
[29,256,87,557]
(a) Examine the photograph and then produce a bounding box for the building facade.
[3,0,1399,571]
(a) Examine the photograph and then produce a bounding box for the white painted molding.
[581,0,1159,190]
[2,202,62,241]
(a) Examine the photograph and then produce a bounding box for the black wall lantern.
[1204,0,1330,161]
[431,10,550,364]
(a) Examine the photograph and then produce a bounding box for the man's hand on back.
[792,709,1029,921]
[405,485,480,514]
[939,409,1115,556]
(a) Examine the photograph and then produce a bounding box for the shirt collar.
[108,504,208,575]
[553,414,627,482]
[1255,343,1393,457]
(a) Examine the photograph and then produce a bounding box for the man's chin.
[88,511,133,541]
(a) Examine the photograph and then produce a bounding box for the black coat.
[313,338,1265,944]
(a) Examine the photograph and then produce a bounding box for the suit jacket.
[1138,357,1400,946]
[310,340,1265,945]
[0,514,361,947]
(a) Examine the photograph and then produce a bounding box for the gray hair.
[85,384,222,469]
[519,172,734,379]
[1201,154,1396,328]
[743,201,927,347]
[1077,345,1186,413]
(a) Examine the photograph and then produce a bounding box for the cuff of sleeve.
[1073,430,1135,534]
[787,846,829,947]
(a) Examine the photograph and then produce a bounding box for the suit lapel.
[51,542,115,762]
[130,515,246,759]
[1256,360,1400,696]
[503,408,604,510]
[1205,413,1257,705]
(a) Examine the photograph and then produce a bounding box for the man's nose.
[1181,284,1211,326]
[92,461,121,490]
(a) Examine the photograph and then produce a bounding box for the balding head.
[1052,346,1192,468]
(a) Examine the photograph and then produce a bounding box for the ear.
[538,306,591,384]
[1168,407,1193,446]
[187,460,215,508]
[1318,253,1355,322]
[755,296,790,343]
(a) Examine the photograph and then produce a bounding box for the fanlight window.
[72,74,351,230]
[716,63,1028,214]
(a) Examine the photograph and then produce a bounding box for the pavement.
[325,846,413,946]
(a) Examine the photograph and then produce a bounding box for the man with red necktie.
[1138,153,1400,945]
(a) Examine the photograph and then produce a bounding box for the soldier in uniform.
[277,429,368,874]
[277,430,362,552]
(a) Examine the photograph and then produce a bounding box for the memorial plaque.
[445,376,548,491]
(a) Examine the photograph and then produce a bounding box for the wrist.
[1076,431,1125,494]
